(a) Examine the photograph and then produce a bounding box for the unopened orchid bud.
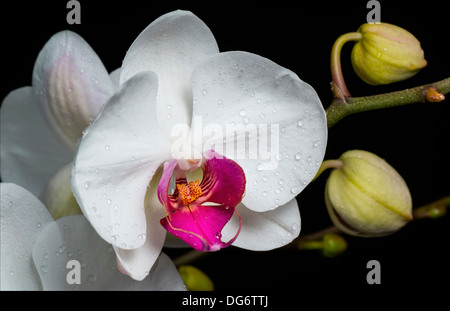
[351,23,427,85]
[178,265,214,291]
[322,233,347,258]
[40,163,82,219]
[325,150,413,237]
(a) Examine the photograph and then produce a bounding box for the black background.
[1,0,449,302]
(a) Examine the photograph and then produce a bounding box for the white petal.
[71,71,172,250]
[0,87,73,197]
[191,51,327,212]
[32,215,185,290]
[1,183,53,290]
[114,170,168,281]
[120,10,219,135]
[109,68,121,90]
[222,199,301,251]
[32,30,115,152]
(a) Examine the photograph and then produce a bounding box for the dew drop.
[291,187,299,194]
[262,191,268,197]
[104,145,110,151]
[297,120,304,127]
[295,153,302,161]
[215,232,222,239]
[239,109,247,117]
[84,182,90,190]
[40,265,49,273]
[202,89,208,95]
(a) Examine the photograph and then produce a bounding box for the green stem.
[413,195,450,219]
[326,77,450,128]
[312,159,342,181]
[330,32,362,99]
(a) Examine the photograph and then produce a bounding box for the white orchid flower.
[0,183,185,290]
[71,10,327,281]
[0,30,118,202]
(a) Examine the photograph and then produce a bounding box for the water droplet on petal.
[105,145,110,151]
[291,187,299,194]
[239,109,247,117]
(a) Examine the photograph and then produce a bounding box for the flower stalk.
[326,77,449,128]
[413,195,450,219]
[330,32,362,100]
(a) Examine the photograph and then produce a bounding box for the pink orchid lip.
[158,150,246,251]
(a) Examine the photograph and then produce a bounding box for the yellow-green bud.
[40,163,82,220]
[351,23,427,85]
[322,233,347,258]
[325,150,413,237]
[178,265,214,291]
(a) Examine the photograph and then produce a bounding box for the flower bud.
[351,23,427,85]
[178,265,214,291]
[325,150,413,237]
[40,163,82,219]
[322,233,347,258]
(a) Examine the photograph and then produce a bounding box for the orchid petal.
[1,183,53,290]
[71,71,172,250]
[159,151,245,251]
[32,215,185,290]
[222,199,301,250]
[0,87,72,196]
[109,68,121,90]
[32,30,115,152]
[120,10,219,135]
[113,170,167,281]
[191,51,327,212]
